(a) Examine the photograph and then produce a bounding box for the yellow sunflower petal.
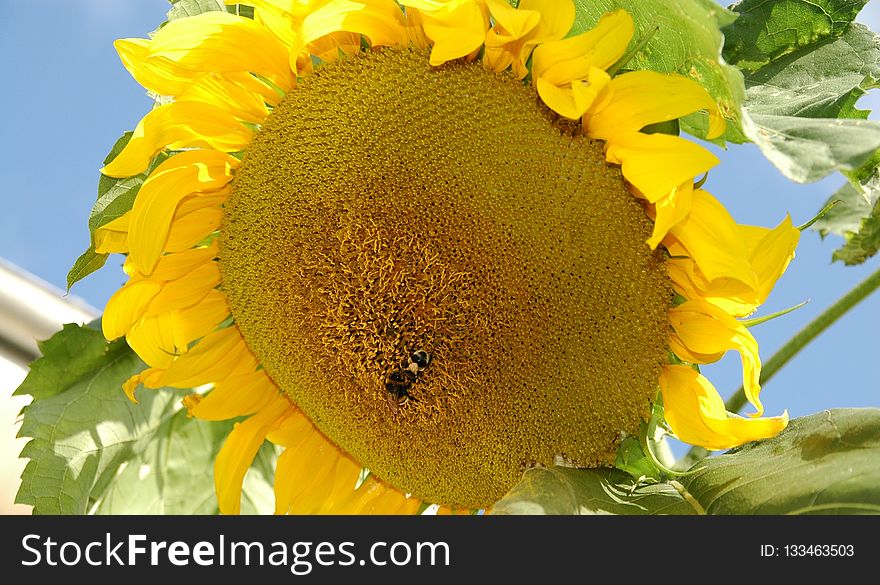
[115,38,197,96]
[300,0,407,49]
[669,299,764,415]
[535,65,610,120]
[602,132,719,203]
[274,429,345,514]
[165,207,224,252]
[660,365,788,451]
[483,0,540,74]
[647,180,693,250]
[129,242,219,283]
[586,70,725,140]
[178,74,271,123]
[124,289,227,369]
[215,397,291,515]
[101,102,250,178]
[159,325,258,388]
[103,281,163,340]
[143,262,221,317]
[665,189,756,288]
[401,0,489,66]
[94,212,131,254]
[532,9,632,86]
[176,289,230,341]
[148,11,294,91]
[740,215,800,306]
[126,150,235,275]
[191,370,280,421]
[125,312,189,369]
[521,0,575,42]
[122,368,165,402]
[667,258,761,317]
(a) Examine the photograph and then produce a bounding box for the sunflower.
[93,0,797,514]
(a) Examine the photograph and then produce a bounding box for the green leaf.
[572,0,747,143]
[66,247,108,293]
[741,25,880,121]
[167,0,225,20]
[16,323,276,514]
[14,323,128,401]
[94,413,274,515]
[682,409,880,514]
[744,113,880,183]
[492,467,697,515]
[723,0,870,72]
[721,2,880,183]
[69,132,169,290]
[832,199,880,264]
[813,166,880,264]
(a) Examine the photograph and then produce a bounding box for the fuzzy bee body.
[384,350,431,414]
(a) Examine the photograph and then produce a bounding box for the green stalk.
[678,265,880,469]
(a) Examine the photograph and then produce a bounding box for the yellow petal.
[125,312,189,369]
[177,288,230,342]
[122,368,165,402]
[215,397,291,515]
[129,242,219,283]
[101,103,250,178]
[536,66,610,119]
[178,73,271,124]
[148,11,294,91]
[300,0,406,49]
[143,262,221,317]
[102,280,163,340]
[306,31,363,63]
[401,1,489,66]
[586,70,725,141]
[660,365,788,451]
[669,299,764,415]
[94,212,131,254]
[647,180,693,250]
[484,0,540,75]
[125,290,229,369]
[665,189,757,288]
[115,38,198,96]
[532,9,632,86]
[274,428,344,514]
[191,369,280,421]
[165,207,224,253]
[740,215,800,306]
[602,132,719,202]
[667,257,760,317]
[158,326,257,388]
[521,0,575,43]
[127,150,235,275]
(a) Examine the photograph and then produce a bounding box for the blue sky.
[0,1,877,434]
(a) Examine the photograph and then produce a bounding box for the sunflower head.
[95,0,796,513]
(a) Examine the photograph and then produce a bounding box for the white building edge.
[0,258,99,514]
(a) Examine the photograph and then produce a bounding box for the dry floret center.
[220,48,672,508]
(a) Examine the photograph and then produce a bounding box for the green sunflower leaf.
[167,0,226,20]
[491,467,697,515]
[66,247,108,294]
[69,132,169,291]
[572,0,747,144]
[812,164,880,264]
[14,322,272,514]
[722,0,870,72]
[722,1,880,184]
[13,323,127,401]
[682,409,880,514]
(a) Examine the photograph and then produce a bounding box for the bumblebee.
[384,350,431,414]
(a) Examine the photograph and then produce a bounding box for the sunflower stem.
[677,265,880,469]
